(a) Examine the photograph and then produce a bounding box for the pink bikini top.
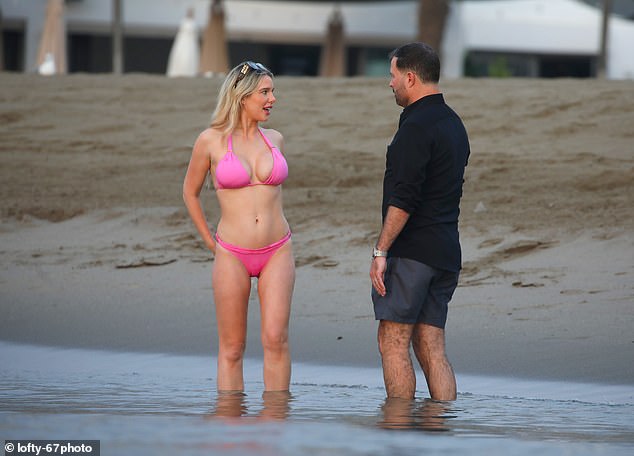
[214,129,288,190]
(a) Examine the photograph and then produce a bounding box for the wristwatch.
[372,247,388,259]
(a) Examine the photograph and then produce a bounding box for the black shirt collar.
[400,93,445,121]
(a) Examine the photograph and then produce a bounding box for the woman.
[183,61,294,392]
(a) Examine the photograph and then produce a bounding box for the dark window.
[68,33,112,73]
[124,36,172,74]
[269,44,320,76]
[539,56,594,78]
[464,51,595,78]
[2,29,25,71]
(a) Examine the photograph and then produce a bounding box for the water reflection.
[378,397,454,432]
[260,391,292,420]
[211,391,248,418]
[209,391,292,420]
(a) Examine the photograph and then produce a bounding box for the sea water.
[1,342,633,455]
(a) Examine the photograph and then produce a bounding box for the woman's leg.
[257,241,295,391]
[212,245,252,391]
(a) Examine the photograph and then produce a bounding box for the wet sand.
[0,73,632,385]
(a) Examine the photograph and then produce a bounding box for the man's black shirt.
[382,93,470,272]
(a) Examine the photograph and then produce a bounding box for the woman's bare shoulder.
[193,128,226,156]
[261,127,283,141]
[261,127,284,150]
[196,127,225,144]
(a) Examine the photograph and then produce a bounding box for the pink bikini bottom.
[215,232,291,277]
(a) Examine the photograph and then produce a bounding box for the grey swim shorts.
[372,257,459,328]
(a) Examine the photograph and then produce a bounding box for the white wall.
[2,0,633,78]
[442,0,634,79]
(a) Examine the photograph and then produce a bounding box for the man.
[370,42,470,401]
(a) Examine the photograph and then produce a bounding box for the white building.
[442,0,634,79]
[2,0,633,79]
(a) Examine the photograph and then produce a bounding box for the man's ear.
[406,71,417,88]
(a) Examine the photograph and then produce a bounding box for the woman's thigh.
[212,246,252,344]
[257,242,295,336]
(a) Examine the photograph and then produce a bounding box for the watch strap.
[373,247,388,258]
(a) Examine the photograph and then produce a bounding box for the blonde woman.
[183,61,294,392]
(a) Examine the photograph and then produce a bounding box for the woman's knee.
[261,329,288,355]
[219,341,246,363]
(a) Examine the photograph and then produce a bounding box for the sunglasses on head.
[234,61,268,88]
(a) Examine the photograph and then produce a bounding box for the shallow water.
[1,342,633,455]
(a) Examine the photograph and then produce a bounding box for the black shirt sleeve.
[386,122,431,214]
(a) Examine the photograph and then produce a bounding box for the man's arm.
[376,206,410,252]
[370,205,410,296]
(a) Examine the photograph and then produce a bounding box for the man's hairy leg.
[378,320,416,399]
[412,323,456,400]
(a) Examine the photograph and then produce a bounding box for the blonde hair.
[210,62,274,136]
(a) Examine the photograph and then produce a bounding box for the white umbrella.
[167,8,200,77]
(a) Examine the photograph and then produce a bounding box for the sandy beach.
[1,73,633,386]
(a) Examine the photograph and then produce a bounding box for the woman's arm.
[183,131,216,253]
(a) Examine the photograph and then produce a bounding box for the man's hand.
[370,256,387,296]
